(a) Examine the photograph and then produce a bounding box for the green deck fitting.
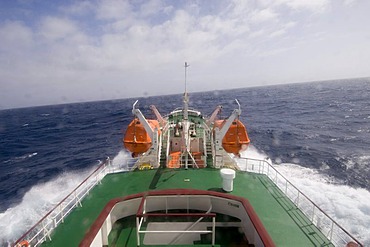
[40,169,333,247]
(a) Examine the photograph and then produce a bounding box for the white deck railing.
[12,157,136,247]
[12,156,363,247]
[236,157,363,247]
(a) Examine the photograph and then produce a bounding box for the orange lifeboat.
[16,240,29,247]
[123,119,160,157]
[214,119,250,155]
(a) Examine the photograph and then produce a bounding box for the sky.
[0,0,370,109]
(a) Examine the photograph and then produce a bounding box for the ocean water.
[0,79,369,245]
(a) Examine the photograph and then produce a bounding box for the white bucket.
[220,168,236,192]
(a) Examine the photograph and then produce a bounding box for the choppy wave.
[240,147,370,245]
[0,169,91,246]
[0,150,132,246]
[275,163,370,245]
[110,150,132,172]
[2,152,38,165]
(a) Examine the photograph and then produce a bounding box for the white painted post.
[212,217,216,246]
[285,180,288,194]
[329,221,334,241]
[296,192,300,207]
[165,197,168,214]
[136,217,140,246]
[60,204,64,223]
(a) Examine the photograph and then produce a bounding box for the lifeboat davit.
[123,119,160,157]
[214,119,250,155]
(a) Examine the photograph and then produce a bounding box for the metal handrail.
[12,158,113,247]
[12,155,363,247]
[157,133,162,167]
[169,204,213,245]
[166,125,171,164]
[236,157,363,247]
[136,195,216,246]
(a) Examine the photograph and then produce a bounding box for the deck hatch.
[79,189,276,247]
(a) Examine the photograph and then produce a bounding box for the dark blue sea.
[1,79,370,245]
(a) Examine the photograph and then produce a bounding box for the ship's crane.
[213,99,242,152]
[150,105,166,127]
[132,101,155,138]
[207,105,222,125]
[131,100,159,154]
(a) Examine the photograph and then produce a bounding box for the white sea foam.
[110,150,132,172]
[274,163,370,245]
[3,152,38,164]
[0,169,91,246]
[0,150,133,245]
[239,145,269,160]
[239,146,369,245]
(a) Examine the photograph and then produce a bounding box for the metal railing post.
[136,217,140,246]
[165,197,168,214]
[261,160,264,174]
[312,205,315,222]
[329,221,334,241]
[187,197,189,214]
[285,180,288,194]
[75,191,82,207]
[258,161,261,173]
[275,171,278,184]
[296,191,300,207]
[212,216,215,246]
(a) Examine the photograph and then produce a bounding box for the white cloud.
[250,8,279,23]
[96,0,132,20]
[0,21,34,51]
[227,0,253,17]
[283,21,296,29]
[343,0,357,6]
[275,0,330,12]
[39,16,81,42]
[60,0,95,16]
[265,21,296,39]
[139,0,175,18]
[249,29,266,38]
[269,29,286,38]
[0,0,370,109]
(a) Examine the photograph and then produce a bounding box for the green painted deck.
[40,168,333,247]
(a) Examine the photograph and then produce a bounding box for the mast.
[183,62,190,168]
[185,62,188,93]
[183,62,189,121]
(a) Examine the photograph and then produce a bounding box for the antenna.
[184,62,190,93]
[183,62,190,121]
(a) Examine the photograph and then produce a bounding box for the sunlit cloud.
[0,0,369,109]
[275,0,330,12]
[250,8,279,23]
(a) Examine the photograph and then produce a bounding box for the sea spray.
[0,150,131,245]
[275,163,370,245]
[0,170,90,245]
[237,147,369,245]
[111,150,132,172]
